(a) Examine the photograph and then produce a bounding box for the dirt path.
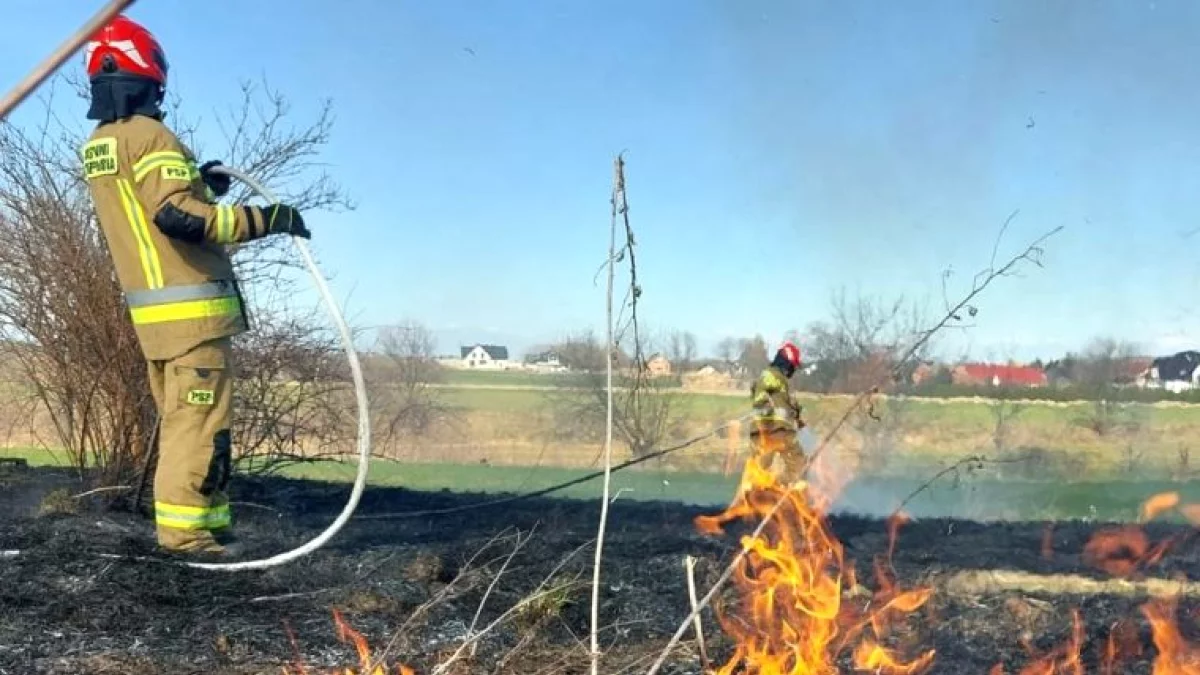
[1,465,1198,674]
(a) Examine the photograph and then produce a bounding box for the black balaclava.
[86,74,164,124]
[771,349,796,378]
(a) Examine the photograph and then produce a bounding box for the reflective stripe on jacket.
[81,115,269,360]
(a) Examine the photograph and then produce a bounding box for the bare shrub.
[0,95,153,491]
[852,396,914,474]
[800,290,932,473]
[800,288,933,394]
[996,446,1090,481]
[1070,337,1146,438]
[368,320,454,455]
[988,398,1026,453]
[665,329,698,373]
[231,301,358,475]
[546,329,688,458]
[1175,446,1193,481]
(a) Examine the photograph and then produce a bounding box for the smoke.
[704,0,1200,348]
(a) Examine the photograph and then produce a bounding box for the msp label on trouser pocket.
[187,389,216,406]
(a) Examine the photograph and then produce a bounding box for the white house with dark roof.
[1140,350,1200,393]
[461,344,510,370]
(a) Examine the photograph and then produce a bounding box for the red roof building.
[952,363,1048,388]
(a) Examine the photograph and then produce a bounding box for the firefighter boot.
[148,337,236,554]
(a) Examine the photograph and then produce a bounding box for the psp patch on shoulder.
[187,389,216,406]
[82,138,119,179]
[162,164,191,182]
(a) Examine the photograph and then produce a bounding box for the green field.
[0,446,68,467]
[7,445,1192,524]
[280,459,1200,523]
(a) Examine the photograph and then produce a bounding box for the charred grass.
[1,464,1199,674]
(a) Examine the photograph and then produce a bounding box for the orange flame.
[1083,491,1189,579]
[1180,504,1200,527]
[1141,492,1181,523]
[697,451,934,674]
[282,610,415,675]
[1073,493,1200,674]
[1143,596,1200,674]
[703,452,1200,673]
[1083,526,1155,578]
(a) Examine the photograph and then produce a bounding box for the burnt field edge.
[2,464,1195,584]
[3,465,1200,674]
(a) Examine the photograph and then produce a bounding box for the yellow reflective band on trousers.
[116,178,164,288]
[132,150,189,182]
[130,296,242,325]
[155,501,231,531]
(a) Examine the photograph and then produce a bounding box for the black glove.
[198,160,232,198]
[260,203,311,239]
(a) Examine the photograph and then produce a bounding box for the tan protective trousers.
[751,429,806,486]
[147,336,235,552]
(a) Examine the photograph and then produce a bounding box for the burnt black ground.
[1,464,1198,674]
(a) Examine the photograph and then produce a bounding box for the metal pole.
[0,0,137,120]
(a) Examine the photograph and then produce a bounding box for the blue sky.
[3,0,1199,361]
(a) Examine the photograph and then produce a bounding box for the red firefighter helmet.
[779,341,802,369]
[84,15,168,86]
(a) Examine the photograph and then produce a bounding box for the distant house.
[910,362,936,386]
[461,344,510,370]
[646,353,672,377]
[525,350,567,373]
[952,363,1048,388]
[1141,350,1200,393]
[682,365,737,391]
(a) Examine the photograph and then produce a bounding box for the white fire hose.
[180,165,372,571]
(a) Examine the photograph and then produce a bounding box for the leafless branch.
[592,153,625,675]
[892,452,1037,515]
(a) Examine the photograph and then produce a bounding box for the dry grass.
[940,569,1200,598]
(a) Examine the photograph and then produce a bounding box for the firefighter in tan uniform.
[80,16,311,555]
[749,342,807,486]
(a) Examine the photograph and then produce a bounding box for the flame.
[1034,493,1200,674]
[1083,525,1155,577]
[696,445,934,674]
[1180,504,1200,527]
[702,443,1200,674]
[1083,491,1189,578]
[282,610,415,675]
[1142,492,1182,523]
[1143,596,1200,674]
